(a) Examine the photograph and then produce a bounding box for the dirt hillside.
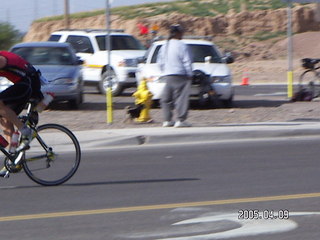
[23,5,320,84]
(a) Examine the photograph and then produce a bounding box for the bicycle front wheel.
[23,124,81,186]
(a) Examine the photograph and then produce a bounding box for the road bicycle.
[1,100,81,186]
[297,58,320,99]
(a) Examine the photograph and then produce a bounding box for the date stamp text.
[238,209,290,220]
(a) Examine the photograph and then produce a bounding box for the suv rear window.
[96,35,145,51]
[48,34,62,42]
[12,47,74,65]
[66,35,94,54]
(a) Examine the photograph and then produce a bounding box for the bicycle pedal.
[14,152,25,165]
[4,171,10,178]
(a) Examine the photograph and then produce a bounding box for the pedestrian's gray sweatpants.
[160,75,191,122]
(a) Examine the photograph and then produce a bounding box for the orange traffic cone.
[241,69,249,86]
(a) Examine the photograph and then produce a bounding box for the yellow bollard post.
[287,71,293,99]
[106,86,113,124]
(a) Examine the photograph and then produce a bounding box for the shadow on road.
[65,178,200,187]
[49,98,289,111]
[49,100,135,111]
[0,178,199,189]
[233,99,289,109]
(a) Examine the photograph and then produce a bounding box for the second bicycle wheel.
[23,124,81,186]
[299,70,320,98]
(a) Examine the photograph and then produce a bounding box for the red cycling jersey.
[0,51,30,84]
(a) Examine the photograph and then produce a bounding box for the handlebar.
[302,58,320,69]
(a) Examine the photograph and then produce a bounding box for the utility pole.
[315,3,320,22]
[64,0,70,29]
[286,0,293,98]
[6,9,10,23]
[34,0,39,19]
[53,0,58,15]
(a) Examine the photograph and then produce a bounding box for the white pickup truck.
[49,29,146,95]
[136,38,234,107]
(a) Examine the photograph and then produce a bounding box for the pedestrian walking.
[157,24,193,127]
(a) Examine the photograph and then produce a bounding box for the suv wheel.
[99,70,123,96]
[69,98,80,109]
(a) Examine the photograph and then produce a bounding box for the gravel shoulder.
[37,93,320,132]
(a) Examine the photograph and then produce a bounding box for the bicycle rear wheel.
[22,124,81,186]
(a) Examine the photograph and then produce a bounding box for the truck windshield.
[189,44,222,63]
[150,44,222,63]
[96,35,145,51]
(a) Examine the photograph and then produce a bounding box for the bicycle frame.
[0,144,18,163]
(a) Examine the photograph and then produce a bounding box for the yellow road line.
[1,192,320,222]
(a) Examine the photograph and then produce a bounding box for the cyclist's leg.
[0,81,32,151]
[0,82,32,177]
[0,116,14,144]
[0,116,16,177]
[0,101,24,133]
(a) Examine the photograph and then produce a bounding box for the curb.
[74,122,320,150]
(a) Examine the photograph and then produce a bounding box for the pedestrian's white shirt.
[157,39,193,77]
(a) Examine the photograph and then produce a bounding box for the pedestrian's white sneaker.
[162,121,175,127]
[174,121,192,128]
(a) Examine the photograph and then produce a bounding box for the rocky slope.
[23,4,320,84]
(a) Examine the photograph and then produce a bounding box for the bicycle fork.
[26,133,56,168]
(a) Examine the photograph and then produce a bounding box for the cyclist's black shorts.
[0,77,38,115]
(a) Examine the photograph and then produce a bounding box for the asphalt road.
[85,84,290,103]
[76,84,290,111]
[1,135,320,239]
[235,84,288,96]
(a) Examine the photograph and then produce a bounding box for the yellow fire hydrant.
[132,79,153,123]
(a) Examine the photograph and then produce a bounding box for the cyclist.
[0,51,43,177]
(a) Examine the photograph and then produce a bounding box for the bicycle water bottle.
[0,135,8,148]
[9,131,20,153]
[36,92,54,112]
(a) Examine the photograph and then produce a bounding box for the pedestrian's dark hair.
[168,24,184,40]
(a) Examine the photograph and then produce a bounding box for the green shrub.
[0,22,21,50]
[251,31,286,41]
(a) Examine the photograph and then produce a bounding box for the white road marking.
[157,212,320,240]
[254,92,287,96]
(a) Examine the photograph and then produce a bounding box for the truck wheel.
[99,70,123,96]
[69,98,80,109]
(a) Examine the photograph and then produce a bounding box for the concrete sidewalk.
[74,121,320,150]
